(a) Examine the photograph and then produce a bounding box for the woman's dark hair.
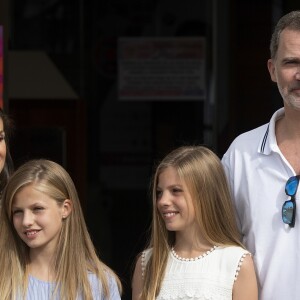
[0,109,14,192]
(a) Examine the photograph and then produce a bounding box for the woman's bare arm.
[233,254,258,300]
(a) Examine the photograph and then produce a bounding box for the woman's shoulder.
[213,245,251,270]
[138,247,152,269]
[142,247,153,256]
[134,248,152,279]
[214,245,253,277]
[216,245,250,256]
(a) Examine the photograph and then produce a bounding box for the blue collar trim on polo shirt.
[258,108,284,155]
[260,124,269,153]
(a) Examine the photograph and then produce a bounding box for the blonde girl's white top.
[142,246,250,300]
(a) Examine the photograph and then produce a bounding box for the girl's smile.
[162,211,179,219]
[23,229,42,239]
[156,166,196,233]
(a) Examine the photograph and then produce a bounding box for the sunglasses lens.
[282,201,295,224]
[286,176,299,197]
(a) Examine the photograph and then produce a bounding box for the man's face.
[268,29,300,110]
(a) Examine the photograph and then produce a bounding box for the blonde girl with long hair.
[132,146,257,300]
[0,159,122,299]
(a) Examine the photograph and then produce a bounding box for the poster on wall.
[118,37,206,101]
[0,26,3,108]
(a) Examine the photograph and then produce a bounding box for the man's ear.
[267,59,277,83]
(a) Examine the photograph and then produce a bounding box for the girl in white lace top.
[132,146,257,300]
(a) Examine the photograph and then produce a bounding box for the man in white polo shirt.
[222,11,300,300]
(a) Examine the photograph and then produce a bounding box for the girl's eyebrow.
[12,202,44,209]
[157,184,183,189]
[11,205,22,211]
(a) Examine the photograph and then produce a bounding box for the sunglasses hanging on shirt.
[282,175,300,228]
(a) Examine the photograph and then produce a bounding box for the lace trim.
[171,245,217,261]
[141,251,146,278]
[234,252,251,281]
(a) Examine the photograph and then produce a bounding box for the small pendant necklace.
[171,245,218,261]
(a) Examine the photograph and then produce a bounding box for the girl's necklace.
[171,245,217,261]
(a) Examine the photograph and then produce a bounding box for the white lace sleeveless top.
[141,246,250,300]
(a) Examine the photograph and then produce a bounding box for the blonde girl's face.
[0,118,6,174]
[156,166,196,234]
[11,184,71,256]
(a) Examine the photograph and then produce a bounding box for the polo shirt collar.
[258,107,285,155]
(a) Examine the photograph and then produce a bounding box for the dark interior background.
[1,0,300,299]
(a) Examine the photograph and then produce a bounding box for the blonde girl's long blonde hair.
[141,146,243,300]
[0,159,122,300]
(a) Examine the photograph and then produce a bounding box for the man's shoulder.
[226,123,269,152]
[234,123,268,143]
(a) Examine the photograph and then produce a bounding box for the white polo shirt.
[222,107,300,300]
